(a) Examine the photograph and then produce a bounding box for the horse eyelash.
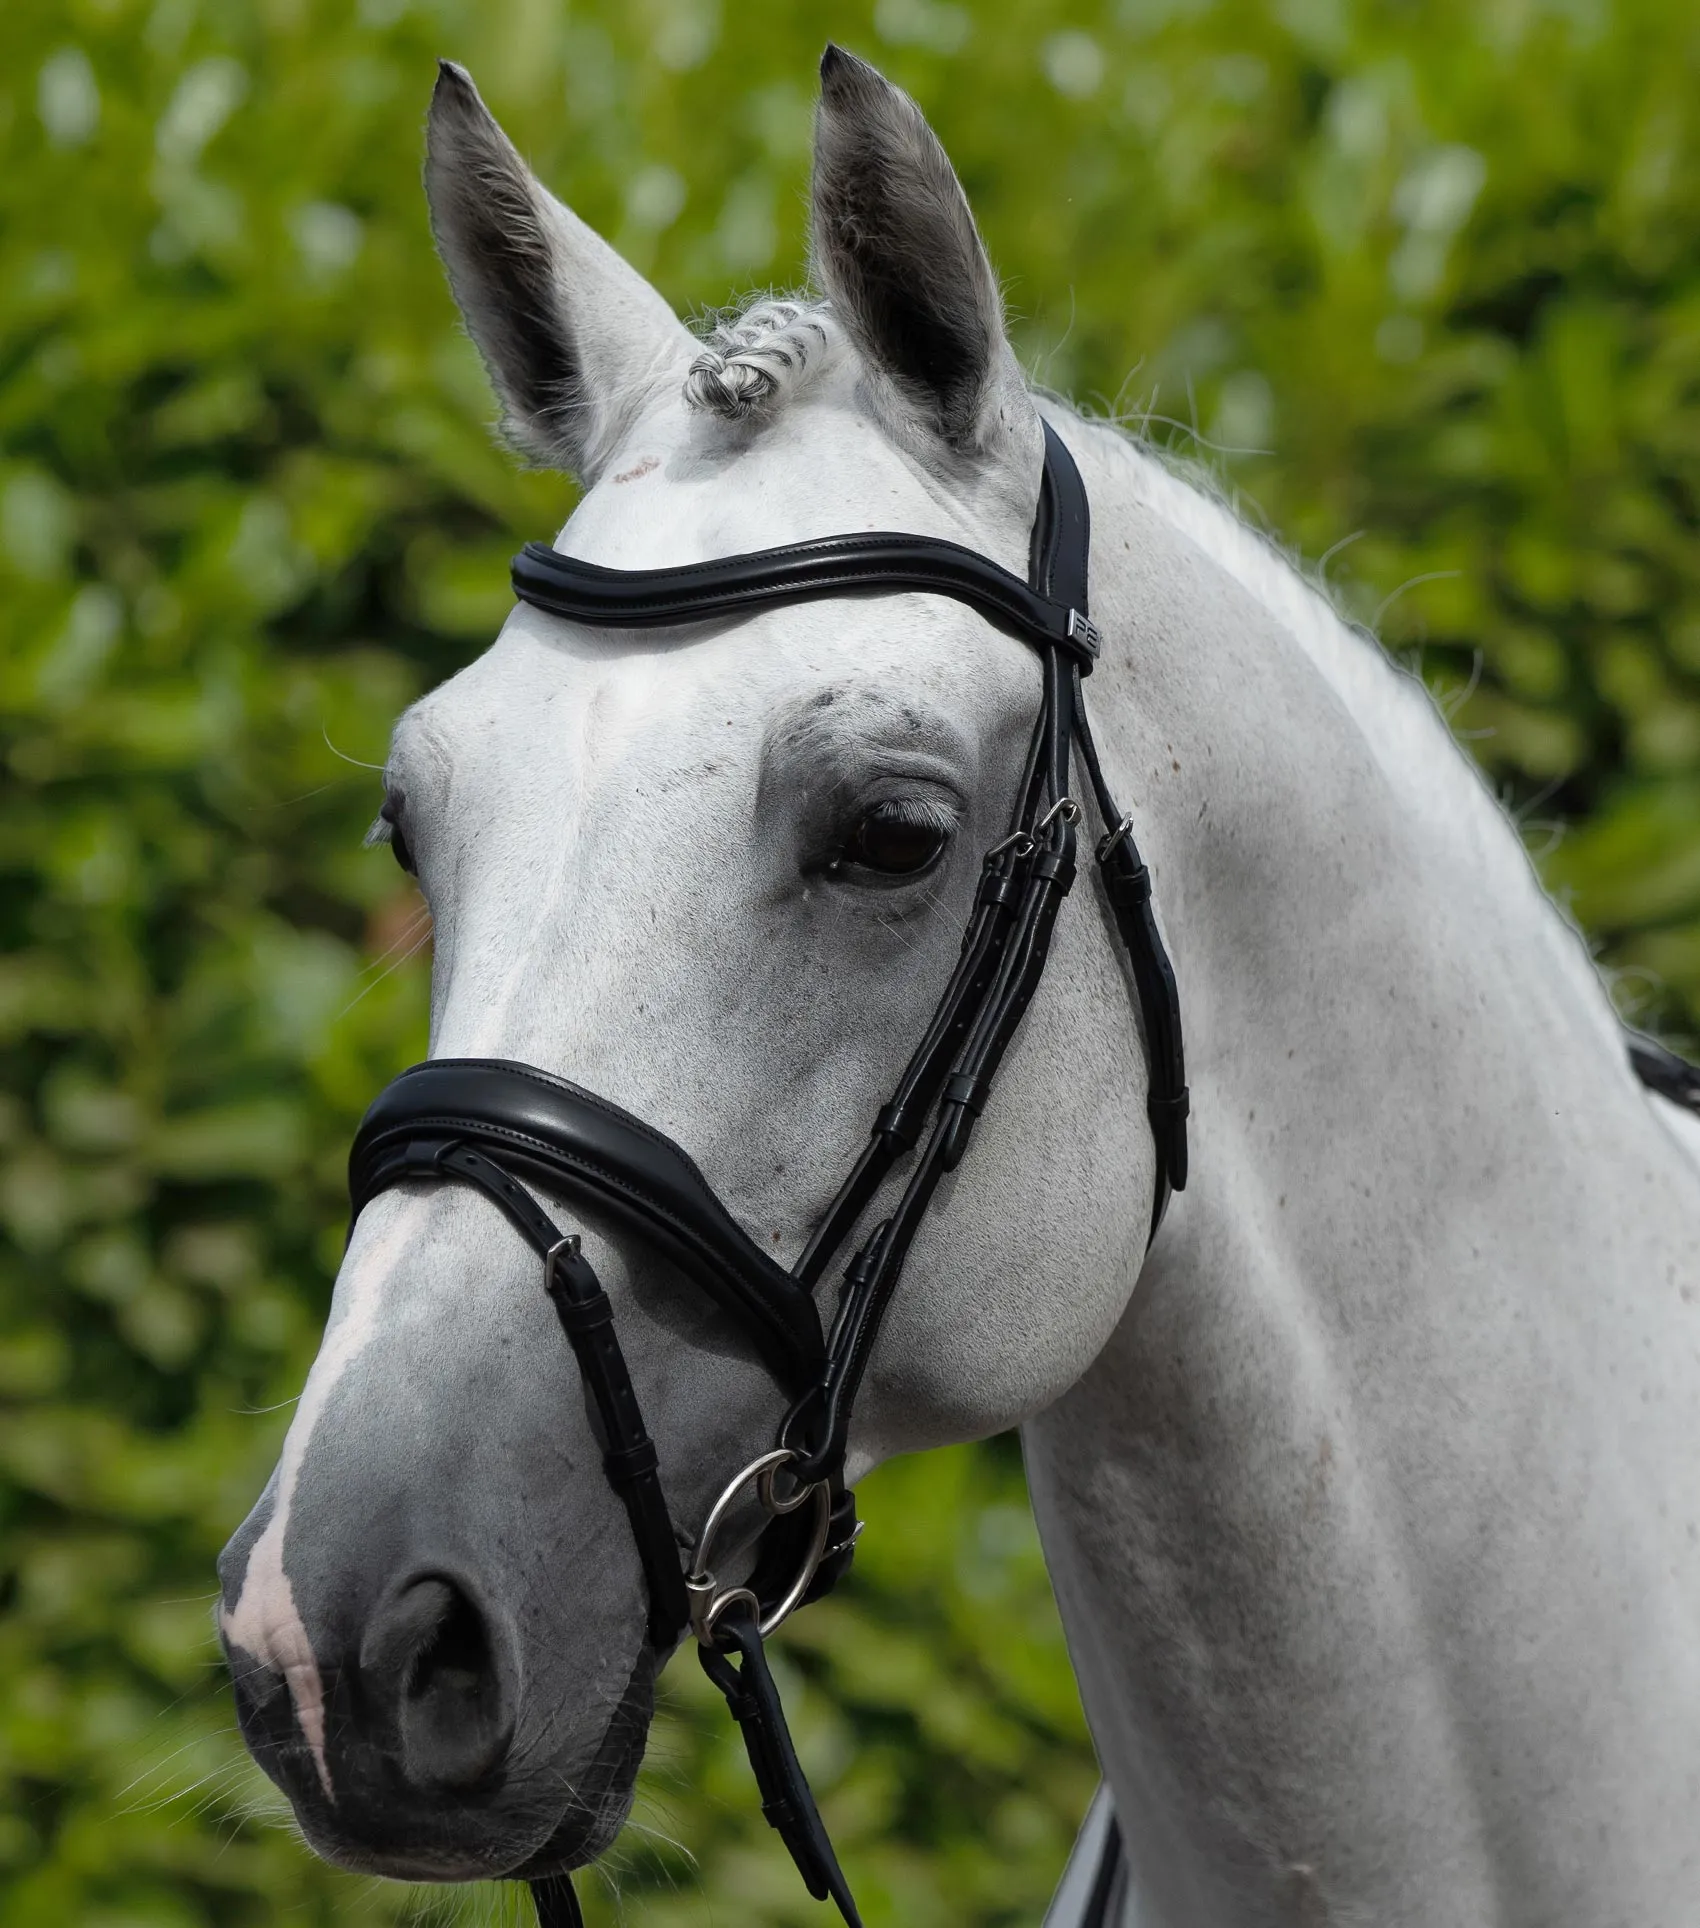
[363,816,393,847]
[817,792,957,879]
[863,794,956,833]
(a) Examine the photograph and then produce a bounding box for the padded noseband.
[351,1058,825,1391]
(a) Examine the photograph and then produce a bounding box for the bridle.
[346,421,1188,1927]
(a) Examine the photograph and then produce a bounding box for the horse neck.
[1022,419,1700,1925]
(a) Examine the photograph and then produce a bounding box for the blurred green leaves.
[2,0,1698,1923]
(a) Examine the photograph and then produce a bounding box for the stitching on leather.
[371,1113,741,1263]
[523,566,1036,618]
[514,541,1073,645]
[361,1064,807,1312]
[394,1058,715,1171]
[522,532,1013,588]
[522,574,1062,640]
[352,1109,816,1358]
[356,1144,817,1379]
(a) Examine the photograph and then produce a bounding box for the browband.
[511,522,1101,669]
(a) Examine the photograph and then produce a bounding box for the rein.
[346,422,1187,1926]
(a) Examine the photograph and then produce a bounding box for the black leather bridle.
[347,422,1187,1927]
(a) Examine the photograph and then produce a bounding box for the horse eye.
[376,800,416,876]
[843,799,951,876]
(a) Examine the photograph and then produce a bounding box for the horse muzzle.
[221,1569,654,1880]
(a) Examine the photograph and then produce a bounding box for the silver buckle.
[543,1233,582,1290]
[1066,609,1101,656]
[1096,814,1134,863]
[986,830,1036,862]
[1034,796,1082,837]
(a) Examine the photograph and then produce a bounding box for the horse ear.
[424,61,695,480]
[810,47,1029,459]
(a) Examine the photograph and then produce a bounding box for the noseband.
[348,422,1187,1926]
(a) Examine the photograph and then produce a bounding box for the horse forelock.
[682,296,842,422]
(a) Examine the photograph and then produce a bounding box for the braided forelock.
[683,297,841,421]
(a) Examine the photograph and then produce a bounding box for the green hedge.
[2,1,1696,1923]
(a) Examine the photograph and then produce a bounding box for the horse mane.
[1071,409,1629,1056]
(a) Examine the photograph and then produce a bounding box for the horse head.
[217,48,1156,1885]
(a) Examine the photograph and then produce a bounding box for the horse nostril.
[361,1575,514,1791]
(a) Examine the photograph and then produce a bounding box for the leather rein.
[347,422,1187,1927]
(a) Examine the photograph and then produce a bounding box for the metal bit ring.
[685,1447,832,1647]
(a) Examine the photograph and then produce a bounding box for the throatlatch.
[347,423,1188,1928]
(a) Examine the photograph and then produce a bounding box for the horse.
[217,45,1700,1928]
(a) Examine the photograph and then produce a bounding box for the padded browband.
[511,531,1102,670]
[349,1059,825,1391]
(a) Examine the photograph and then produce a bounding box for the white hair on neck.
[684,297,838,420]
[1067,406,1627,1057]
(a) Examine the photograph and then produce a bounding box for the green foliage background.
[2,0,1697,1923]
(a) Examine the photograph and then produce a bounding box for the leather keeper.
[942,1072,988,1114]
[547,1285,615,1333]
[874,1101,921,1151]
[839,1237,883,1301]
[1103,855,1152,907]
[602,1436,659,1483]
[1034,850,1077,891]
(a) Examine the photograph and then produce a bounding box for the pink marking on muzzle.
[223,1216,414,1800]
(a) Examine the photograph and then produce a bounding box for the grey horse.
[220,47,1700,1928]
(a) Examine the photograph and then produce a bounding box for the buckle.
[1096,814,1134,864]
[1066,608,1101,657]
[1033,795,1082,835]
